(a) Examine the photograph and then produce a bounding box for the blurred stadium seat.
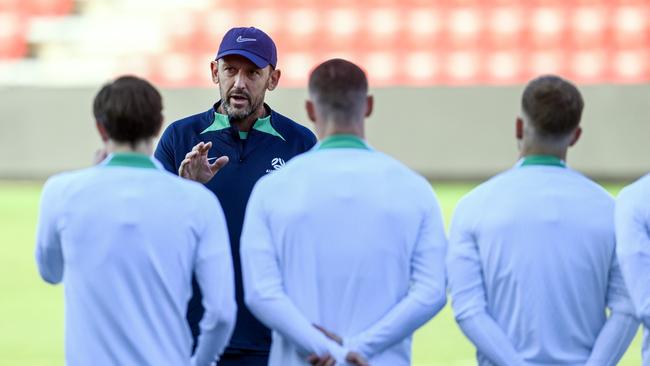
[0,0,647,87]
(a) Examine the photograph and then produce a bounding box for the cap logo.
[236,36,257,43]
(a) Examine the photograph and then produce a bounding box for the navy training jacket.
[154,102,317,354]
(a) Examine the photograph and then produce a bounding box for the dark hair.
[308,58,368,124]
[521,75,584,138]
[93,76,163,144]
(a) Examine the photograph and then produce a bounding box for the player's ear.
[210,61,219,85]
[569,126,582,147]
[95,121,110,142]
[365,95,374,118]
[305,100,317,123]
[268,68,281,91]
[515,117,523,140]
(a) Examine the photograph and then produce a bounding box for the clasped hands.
[307,325,368,366]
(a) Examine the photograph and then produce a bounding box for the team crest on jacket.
[265,158,286,173]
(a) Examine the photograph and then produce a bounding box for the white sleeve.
[35,178,65,284]
[616,187,650,327]
[344,195,448,360]
[447,199,525,365]
[240,184,348,363]
[585,312,638,365]
[192,193,237,366]
[585,242,639,365]
[457,314,527,366]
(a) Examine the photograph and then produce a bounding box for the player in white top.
[447,75,638,366]
[35,76,237,366]
[616,174,650,364]
[239,59,448,366]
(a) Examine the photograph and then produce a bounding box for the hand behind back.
[307,325,370,366]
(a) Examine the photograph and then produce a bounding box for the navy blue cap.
[216,27,277,69]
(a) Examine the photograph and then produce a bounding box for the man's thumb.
[210,156,230,172]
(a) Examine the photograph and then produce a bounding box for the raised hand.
[178,141,229,183]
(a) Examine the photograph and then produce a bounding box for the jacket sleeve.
[344,192,448,360]
[191,192,237,366]
[35,177,65,284]
[447,198,526,366]
[154,125,179,174]
[616,186,650,327]
[240,183,349,363]
[586,231,639,365]
[585,312,638,365]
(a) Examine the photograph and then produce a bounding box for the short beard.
[220,82,268,122]
[222,98,262,122]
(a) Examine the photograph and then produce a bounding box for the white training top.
[240,135,448,366]
[35,153,237,366]
[616,173,650,365]
[447,156,636,366]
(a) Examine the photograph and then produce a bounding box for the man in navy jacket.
[155,27,317,366]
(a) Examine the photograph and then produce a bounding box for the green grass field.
[0,181,642,365]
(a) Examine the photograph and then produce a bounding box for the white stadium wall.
[0,85,648,180]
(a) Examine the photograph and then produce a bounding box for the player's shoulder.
[249,150,317,197]
[46,165,104,186]
[159,168,218,202]
[469,167,512,193]
[550,168,615,205]
[252,156,299,189]
[455,168,522,212]
[269,108,317,144]
[41,167,102,200]
[350,149,438,205]
[375,150,430,184]
[618,173,650,202]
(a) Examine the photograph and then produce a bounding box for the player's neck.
[105,139,154,156]
[318,121,365,140]
[519,145,568,161]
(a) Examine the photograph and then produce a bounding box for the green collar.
[520,155,566,168]
[318,134,369,150]
[200,112,285,141]
[105,152,157,169]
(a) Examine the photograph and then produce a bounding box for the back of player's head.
[93,76,163,144]
[521,75,584,139]
[308,58,368,124]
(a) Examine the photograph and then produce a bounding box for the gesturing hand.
[178,141,229,183]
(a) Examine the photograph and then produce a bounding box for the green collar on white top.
[318,134,369,150]
[105,152,157,169]
[519,155,566,168]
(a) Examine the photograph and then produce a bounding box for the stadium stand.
[0,0,648,87]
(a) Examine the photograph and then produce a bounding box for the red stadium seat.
[3,0,650,86]
[0,12,27,59]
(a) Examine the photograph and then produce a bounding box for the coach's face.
[211,55,280,121]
